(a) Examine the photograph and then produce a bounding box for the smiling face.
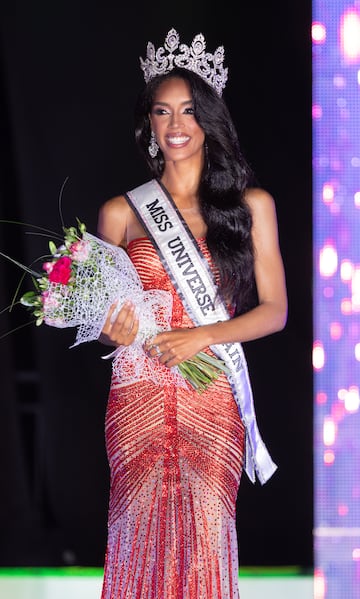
[149,76,206,165]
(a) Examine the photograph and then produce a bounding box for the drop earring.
[148,131,159,158]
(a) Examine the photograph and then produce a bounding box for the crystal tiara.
[139,28,228,96]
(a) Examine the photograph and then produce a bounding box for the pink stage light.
[340,9,360,61]
[312,21,327,43]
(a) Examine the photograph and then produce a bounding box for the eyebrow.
[152,99,193,107]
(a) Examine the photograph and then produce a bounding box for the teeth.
[167,136,189,144]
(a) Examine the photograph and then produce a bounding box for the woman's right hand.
[100,301,139,348]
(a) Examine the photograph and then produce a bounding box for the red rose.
[48,256,72,285]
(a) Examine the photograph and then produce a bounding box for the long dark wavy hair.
[134,67,256,314]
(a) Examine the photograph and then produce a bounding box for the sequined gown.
[100,237,245,599]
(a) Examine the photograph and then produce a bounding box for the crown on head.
[139,28,228,96]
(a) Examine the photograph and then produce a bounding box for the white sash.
[125,179,277,485]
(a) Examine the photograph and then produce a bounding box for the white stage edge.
[0,570,314,599]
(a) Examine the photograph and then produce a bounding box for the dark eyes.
[152,106,195,115]
[152,108,168,115]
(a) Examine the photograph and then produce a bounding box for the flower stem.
[177,351,230,392]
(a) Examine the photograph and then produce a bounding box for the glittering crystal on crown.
[140,28,228,96]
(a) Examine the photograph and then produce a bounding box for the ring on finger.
[152,344,162,356]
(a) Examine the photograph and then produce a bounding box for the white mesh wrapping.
[43,232,183,386]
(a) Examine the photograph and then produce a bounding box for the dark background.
[0,1,313,570]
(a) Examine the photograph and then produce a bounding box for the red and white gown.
[100,237,245,599]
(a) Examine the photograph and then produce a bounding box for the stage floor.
[0,567,313,599]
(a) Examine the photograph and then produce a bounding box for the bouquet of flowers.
[2,220,229,391]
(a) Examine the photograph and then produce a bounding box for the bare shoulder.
[245,187,278,226]
[244,186,282,254]
[245,186,276,211]
[97,194,131,246]
[98,194,131,220]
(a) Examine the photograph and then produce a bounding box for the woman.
[97,28,287,599]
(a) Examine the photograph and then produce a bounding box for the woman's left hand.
[145,327,209,368]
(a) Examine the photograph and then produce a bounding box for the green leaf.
[20,291,38,306]
[49,240,57,255]
[77,219,86,234]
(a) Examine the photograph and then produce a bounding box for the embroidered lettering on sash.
[223,343,243,373]
[168,236,193,267]
[167,236,215,314]
[146,198,173,231]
